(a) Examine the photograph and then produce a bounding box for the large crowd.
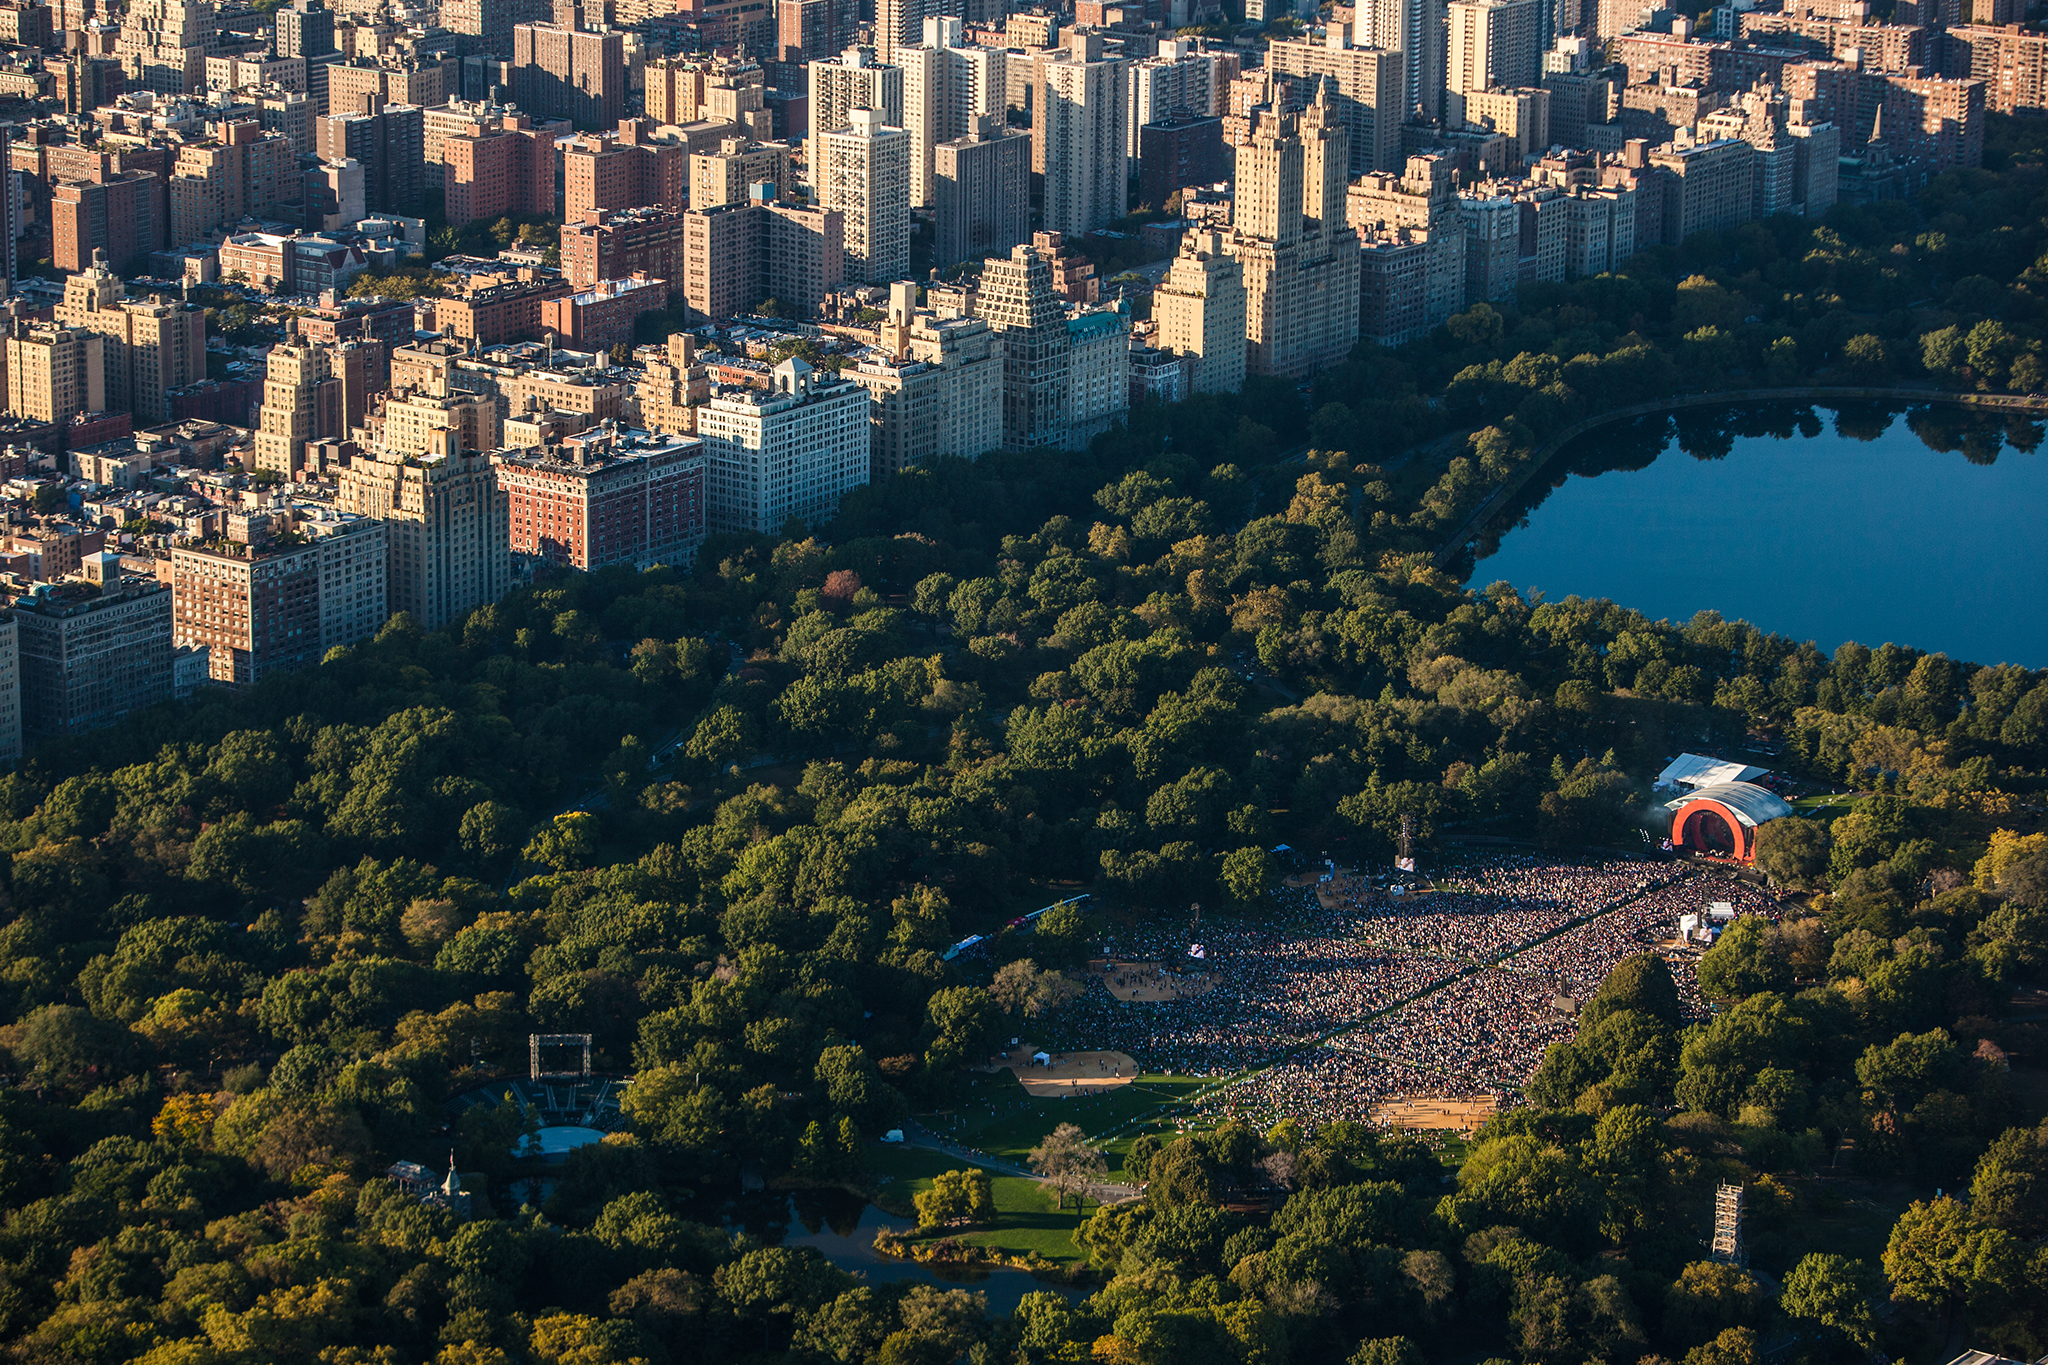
[1046,852,1787,1132]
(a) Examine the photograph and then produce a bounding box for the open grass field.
[866,1142,1100,1267]
[922,1067,1229,1172]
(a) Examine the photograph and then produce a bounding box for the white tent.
[1032,1051,1051,1066]
[1656,753,1769,790]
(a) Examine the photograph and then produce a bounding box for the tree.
[1781,1253,1880,1349]
[1220,846,1275,904]
[1883,1197,2023,1326]
[1695,918,1792,999]
[1028,1122,1107,1211]
[524,812,599,872]
[914,1168,995,1227]
[1754,819,1832,889]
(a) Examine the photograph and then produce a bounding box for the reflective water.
[1467,401,2048,667]
[724,1189,1075,1314]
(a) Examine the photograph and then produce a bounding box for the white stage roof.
[1656,753,1768,789]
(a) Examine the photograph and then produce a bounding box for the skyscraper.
[818,107,910,284]
[1038,34,1128,235]
[338,431,512,632]
[513,22,625,129]
[117,0,215,95]
[1225,94,1361,379]
[1447,0,1544,120]
[253,339,327,476]
[1154,229,1247,395]
[808,47,904,165]
[1266,27,1407,174]
[934,118,1029,267]
[974,244,1070,452]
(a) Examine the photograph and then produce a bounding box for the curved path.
[1429,385,2048,569]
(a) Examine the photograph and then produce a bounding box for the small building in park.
[1665,782,1794,863]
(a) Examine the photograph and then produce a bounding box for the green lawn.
[865,1143,1098,1266]
[1792,792,1865,821]
[922,1069,1224,1170]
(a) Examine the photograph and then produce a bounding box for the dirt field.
[1369,1094,1498,1134]
[1089,959,1218,1002]
[983,1046,1140,1098]
[1282,866,1356,888]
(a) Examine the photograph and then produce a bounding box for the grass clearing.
[924,1069,1221,1167]
[865,1146,1097,1266]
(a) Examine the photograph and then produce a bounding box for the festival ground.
[1368,1094,1500,1134]
[982,1045,1140,1098]
[1087,959,1218,1002]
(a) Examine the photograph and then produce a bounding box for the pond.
[722,1189,1076,1315]
[1463,401,2048,668]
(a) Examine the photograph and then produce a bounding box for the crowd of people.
[1342,854,1688,962]
[1046,852,1787,1132]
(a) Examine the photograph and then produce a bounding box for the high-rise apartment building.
[253,340,327,476]
[52,172,163,276]
[6,324,104,423]
[443,0,548,55]
[1268,31,1407,175]
[1354,0,1447,121]
[975,244,1070,452]
[0,618,19,766]
[12,564,173,738]
[1447,0,1545,120]
[874,0,924,64]
[846,281,1003,474]
[440,107,561,226]
[690,138,793,209]
[117,0,215,95]
[497,424,709,568]
[818,108,910,285]
[1349,153,1467,344]
[171,512,386,687]
[899,17,1007,205]
[338,432,511,632]
[316,103,424,216]
[934,119,1029,267]
[54,258,205,424]
[698,358,869,535]
[681,194,844,322]
[167,119,296,244]
[1648,133,1754,243]
[1154,229,1247,395]
[809,47,905,166]
[512,22,625,129]
[1038,34,1128,235]
[1462,86,1551,159]
[1225,95,1361,379]
[276,0,337,59]
[1128,41,1219,169]
[777,0,856,73]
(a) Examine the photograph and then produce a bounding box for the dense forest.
[2,119,2048,1365]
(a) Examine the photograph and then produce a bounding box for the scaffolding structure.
[529,1032,593,1081]
[1711,1183,1745,1265]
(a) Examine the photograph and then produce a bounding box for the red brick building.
[495,425,707,570]
[538,273,669,353]
[443,115,557,228]
[560,207,690,301]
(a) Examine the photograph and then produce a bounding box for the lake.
[1464,401,2048,668]
[724,1189,1073,1314]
